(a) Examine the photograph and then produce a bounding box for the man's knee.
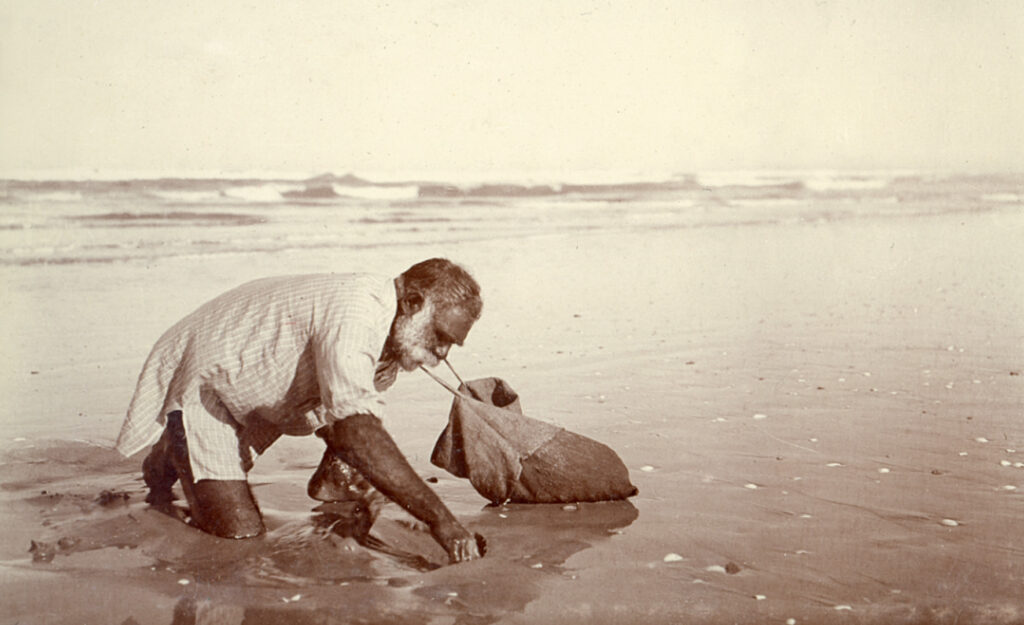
[190,480,265,539]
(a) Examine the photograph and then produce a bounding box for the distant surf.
[1,171,1020,266]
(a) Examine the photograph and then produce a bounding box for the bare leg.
[143,411,264,539]
[187,480,265,539]
[141,427,179,508]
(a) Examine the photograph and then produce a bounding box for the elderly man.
[115,258,483,563]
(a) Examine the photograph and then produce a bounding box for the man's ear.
[398,291,425,316]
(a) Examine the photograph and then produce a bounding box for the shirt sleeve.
[314,338,387,421]
[312,286,393,422]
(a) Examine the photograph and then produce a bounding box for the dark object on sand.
[429,375,638,505]
[96,489,130,507]
[29,540,57,563]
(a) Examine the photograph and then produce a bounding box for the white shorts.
[177,389,292,481]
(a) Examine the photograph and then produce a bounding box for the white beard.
[391,302,440,370]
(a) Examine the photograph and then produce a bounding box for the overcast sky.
[1,1,1022,178]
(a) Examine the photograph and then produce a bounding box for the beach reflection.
[168,500,638,625]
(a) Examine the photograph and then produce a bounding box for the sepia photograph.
[1,2,1022,623]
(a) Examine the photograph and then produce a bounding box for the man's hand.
[323,413,485,564]
[432,520,483,563]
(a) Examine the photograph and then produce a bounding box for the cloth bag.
[429,376,638,505]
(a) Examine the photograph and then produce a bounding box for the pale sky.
[1,1,1022,178]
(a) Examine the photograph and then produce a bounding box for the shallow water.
[0,438,642,624]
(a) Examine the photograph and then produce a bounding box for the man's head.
[390,258,482,370]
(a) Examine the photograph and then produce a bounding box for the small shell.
[663,553,684,563]
[753,413,768,420]
[940,518,960,527]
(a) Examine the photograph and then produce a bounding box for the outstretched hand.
[447,535,480,563]
[434,522,487,564]
[323,415,486,565]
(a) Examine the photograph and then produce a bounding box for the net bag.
[428,375,638,505]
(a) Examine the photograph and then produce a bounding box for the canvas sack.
[429,377,638,505]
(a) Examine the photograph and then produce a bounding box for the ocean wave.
[145,189,226,203]
[728,197,807,208]
[417,183,561,198]
[981,193,1021,203]
[277,183,421,201]
[803,175,892,192]
[334,184,419,200]
[221,184,301,202]
[695,172,803,189]
[8,170,1014,210]
[354,212,452,225]
[69,211,266,227]
[280,185,339,200]
[22,191,85,202]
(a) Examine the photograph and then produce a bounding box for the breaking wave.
[1,170,1020,266]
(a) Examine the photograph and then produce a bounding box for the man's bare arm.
[321,413,481,563]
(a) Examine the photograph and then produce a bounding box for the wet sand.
[2,207,1024,624]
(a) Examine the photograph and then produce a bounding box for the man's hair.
[401,258,483,319]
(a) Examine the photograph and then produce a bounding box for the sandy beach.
[2,197,1023,624]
